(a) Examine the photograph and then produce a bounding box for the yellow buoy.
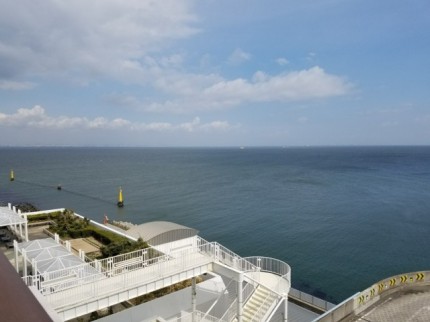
[10,169,14,181]
[117,186,124,207]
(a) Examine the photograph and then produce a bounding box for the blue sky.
[0,0,429,146]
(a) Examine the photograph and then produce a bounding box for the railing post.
[191,277,197,322]
[22,249,27,276]
[237,272,244,322]
[107,257,113,275]
[283,294,288,322]
[24,214,29,241]
[14,240,19,273]
[215,244,219,261]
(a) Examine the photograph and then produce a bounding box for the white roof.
[127,221,198,245]
[25,245,71,262]
[36,255,84,273]
[17,237,99,276]
[0,206,27,226]
[17,238,58,252]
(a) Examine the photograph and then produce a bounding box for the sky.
[0,0,429,147]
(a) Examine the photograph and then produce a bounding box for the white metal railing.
[244,256,291,295]
[196,237,260,273]
[289,288,336,312]
[219,281,256,322]
[249,287,282,322]
[48,237,261,287]
[31,242,215,309]
[22,235,290,320]
[203,278,237,320]
[169,311,226,322]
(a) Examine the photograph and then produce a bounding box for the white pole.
[23,249,27,276]
[24,213,28,241]
[237,273,243,322]
[191,277,197,322]
[14,240,19,273]
[284,295,288,322]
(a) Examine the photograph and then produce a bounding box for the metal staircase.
[242,285,278,322]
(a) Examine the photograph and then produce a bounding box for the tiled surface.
[355,291,430,322]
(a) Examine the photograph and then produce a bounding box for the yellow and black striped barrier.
[416,272,425,281]
[355,271,428,308]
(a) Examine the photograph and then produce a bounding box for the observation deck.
[22,235,291,321]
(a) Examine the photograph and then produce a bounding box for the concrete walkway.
[351,289,430,322]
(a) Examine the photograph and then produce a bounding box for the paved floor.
[349,290,430,322]
[69,238,100,254]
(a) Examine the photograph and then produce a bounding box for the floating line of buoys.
[13,179,113,205]
[7,170,125,207]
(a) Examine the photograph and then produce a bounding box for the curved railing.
[244,256,291,295]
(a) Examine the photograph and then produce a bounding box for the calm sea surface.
[1,146,430,303]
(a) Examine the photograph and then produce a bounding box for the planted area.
[29,209,148,258]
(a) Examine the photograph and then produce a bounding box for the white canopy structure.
[14,236,101,286]
[0,203,28,242]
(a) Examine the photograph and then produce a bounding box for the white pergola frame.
[0,203,28,242]
[14,234,101,287]
[14,234,77,276]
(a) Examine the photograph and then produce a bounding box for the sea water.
[1,146,429,303]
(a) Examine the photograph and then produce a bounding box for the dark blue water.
[1,146,430,303]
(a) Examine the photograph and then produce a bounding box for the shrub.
[27,211,62,222]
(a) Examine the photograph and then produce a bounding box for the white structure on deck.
[0,203,29,241]
[19,220,291,322]
[14,235,102,287]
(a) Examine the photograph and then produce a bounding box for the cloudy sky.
[0,0,429,146]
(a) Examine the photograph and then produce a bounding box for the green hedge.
[89,226,127,245]
[41,210,148,258]
[27,211,62,222]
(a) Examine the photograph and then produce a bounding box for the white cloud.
[0,80,35,90]
[298,116,308,123]
[306,52,317,62]
[0,0,199,81]
[276,57,289,66]
[208,66,352,101]
[228,48,252,65]
[415,115,430,124]
[142,66,353,113]
[0,105,235,133]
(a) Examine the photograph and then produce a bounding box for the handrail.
[289,287,335,312]
[203,278,239,321]
[244,256,291,295]
[168,310,226,322]
[249,287,282,322]
[219,281,256,322]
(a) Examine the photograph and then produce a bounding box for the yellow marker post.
[10,169,14,181]
[117,187,124,207]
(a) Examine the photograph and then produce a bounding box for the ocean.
[1,146,430,303]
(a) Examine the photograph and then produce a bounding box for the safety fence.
[289,287,335,312]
